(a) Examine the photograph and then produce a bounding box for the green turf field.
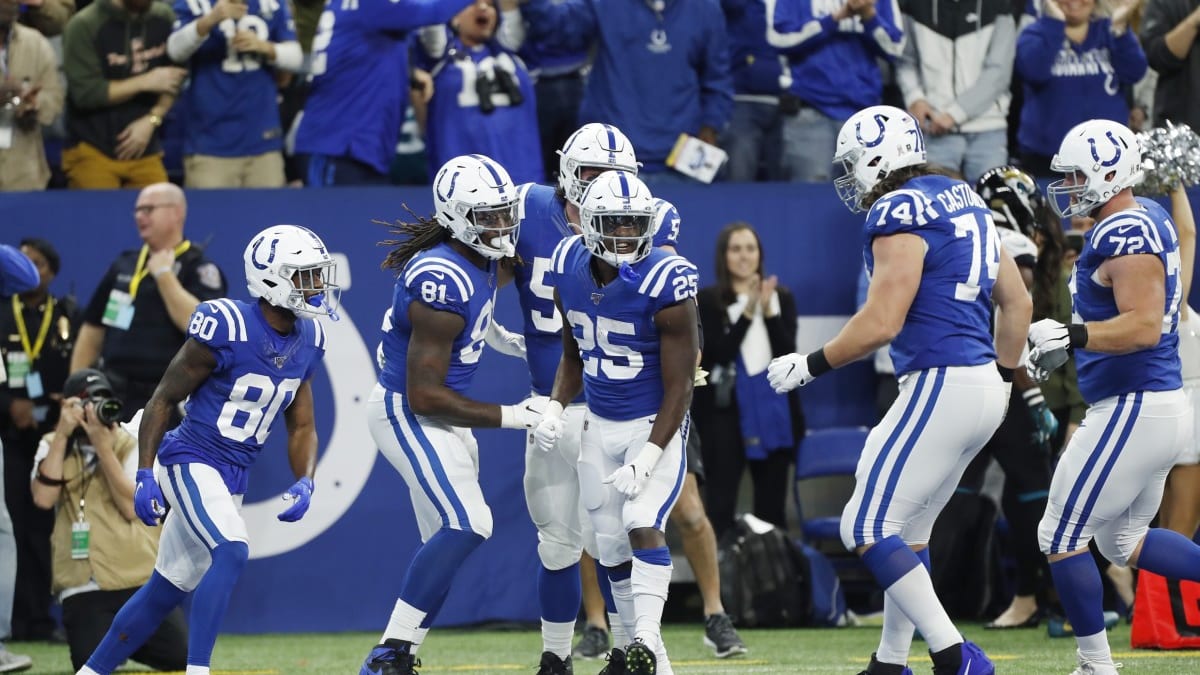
[12,622,1200,674]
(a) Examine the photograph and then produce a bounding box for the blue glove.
[133,468,167,526]
[277,476,314,522]
[1023,387,1059,452]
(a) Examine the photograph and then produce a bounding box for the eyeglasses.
[134,203,172,216]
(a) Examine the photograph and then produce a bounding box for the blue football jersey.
[514,183,576,396]
[863,174,999,376]
[415,32,544,185]
[379,242,499,395]
[547,236,699,420]
[1071,198,1183,402]
[651,198,681,248]
[294,0,472,174]
[158,299,327,493]
[173,0,296,157]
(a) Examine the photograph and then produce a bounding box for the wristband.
[997,365,1015,382]
[807,348,833,377]
[1022,386,1046,407]
[499,405,520,429]
[151,266,171,278]
[36,468,68,486]
[1067,324,1088,349]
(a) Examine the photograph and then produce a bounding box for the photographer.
[30,369,186,673]
[412,0,544,184]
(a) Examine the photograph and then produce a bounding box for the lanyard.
[129,240,191,300]
[12,294,53,362]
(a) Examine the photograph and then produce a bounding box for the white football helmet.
[1047,119,1143,218]
[245,224,340,319]
[558,123,640,207]
[833,105,926,213]
[433,154,520,260]
[579,170,656,266]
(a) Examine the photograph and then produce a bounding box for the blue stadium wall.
[0,185,1188,633]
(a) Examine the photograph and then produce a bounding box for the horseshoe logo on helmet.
[250,236,278,271]
[1088,131,1122,168]
[856,114,888,148]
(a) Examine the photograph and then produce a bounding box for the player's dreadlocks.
[379,206,451,274]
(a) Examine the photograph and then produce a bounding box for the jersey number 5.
[217,374,301,443]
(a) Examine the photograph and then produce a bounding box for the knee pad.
[538,537,583,572]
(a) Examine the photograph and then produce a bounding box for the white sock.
[76,668,102,675]
[541,619,575,660]
[608,611,628,648]
[610,576,638,647]
[886,565,961,653]
[631,557,672,653]
[1077,630,1113,664]
[411,626,430,654]
[381,599,427,644]
[876,593,915,665]
[185,666,210,675]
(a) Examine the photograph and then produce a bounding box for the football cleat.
[703,613,747,658]
[1069,649,1122,675]
[573,623,610,659]
[856,652,913,675]
[598,646,627,675]
[623,639,657,675]
[930,640,994,675]
[537,651,574,675]
[359,639,420,675]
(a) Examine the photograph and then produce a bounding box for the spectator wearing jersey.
[522,0,733,181]
[70,183,226,422]
[413,1,543,184]
[0,0,64,191]
[767,0,904,182]
[895,0,1015,184]
[167,0,303,188]
[291,0,475,186]
[62,0,187,189]
[1141,0,1200,132]
[1015,0,1146,177]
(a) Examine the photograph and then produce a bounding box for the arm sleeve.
[1014,18,1063,84]
[863,0,905,61]
[944,14,1016,124]
[1108,21,1149,84]
[766,0,839,53]
[520,0,598,51]
[894,13,927,105]
[63,16,114,110]
[699,3,734,131]
[1140,0,1189,74]
[0,245,39,296]
[764,286,798,357]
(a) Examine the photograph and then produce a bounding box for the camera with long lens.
[86,393,124,426]
[63,369,125,427]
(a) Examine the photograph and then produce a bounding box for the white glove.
[693,367,710,387]
[767,353,813,393]
[486,321,527,360]
[500,395,546,429]
[1027,318,1072,383]
[603,442,664,500]
[533,400,565,452]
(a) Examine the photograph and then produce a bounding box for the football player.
[769,105,1032,675]
[1028,119,1200,675]
[535,170,699,675]
[77,225,339,675]
[358,155,543,675]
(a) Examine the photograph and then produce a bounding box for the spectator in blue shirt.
[768,0,904,182]
[413,1,544,184]
[522,0,733,182]
[1015,0,1146,177]
[720,0,789,182]
[292,0,474,186]
[168,0,304,188]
